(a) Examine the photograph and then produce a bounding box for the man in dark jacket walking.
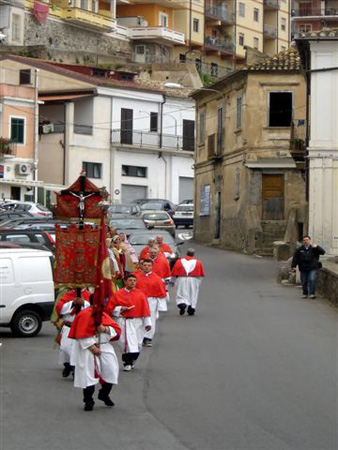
[291,236,325,299]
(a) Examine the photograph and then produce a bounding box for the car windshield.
[36,203,51,212]
[140,202,163,210]
[129,234,174,245]
[110,219,145,229]
[109,205,132,214]
[176,205,194,211]
[142,213,169,221]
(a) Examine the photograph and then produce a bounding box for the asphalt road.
[1,242,337,450]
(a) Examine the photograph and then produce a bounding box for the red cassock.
[105,288,150,318]
[55,289,91,316]
[159,243,173,253]
[152,254,171,278]
[171,257,205,277]
[69,307,121,341]
[139,246,150,260]
[136,272,167,298]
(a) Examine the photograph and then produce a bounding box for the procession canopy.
[54,173,109,221]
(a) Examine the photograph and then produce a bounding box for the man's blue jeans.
[300,270,316,296]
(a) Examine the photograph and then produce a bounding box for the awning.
[39,92,95,102]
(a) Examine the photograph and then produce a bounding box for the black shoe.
[62,363,71,378]
[98,391,115,406]
[84,402,94,411]
[178,303,187,316]
[187,306,195,316]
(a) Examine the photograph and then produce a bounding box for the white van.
[0,248,55,337]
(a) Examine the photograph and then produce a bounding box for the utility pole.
[33,69,39,202]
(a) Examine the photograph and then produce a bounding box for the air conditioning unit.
[16,163,31,176]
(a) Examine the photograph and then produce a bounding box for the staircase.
[256,220,287,256]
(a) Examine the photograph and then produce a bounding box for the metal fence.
[111,129,194,151]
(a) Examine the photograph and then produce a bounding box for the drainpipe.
[189,0,192,48]
[33,69,39,202]
[159,94,166,149]
[159,94,167,197]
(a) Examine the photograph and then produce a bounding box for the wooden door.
[262,174,284,220]
[183,119,195,151]
[121,108,133,144]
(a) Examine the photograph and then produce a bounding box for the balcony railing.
[111,129,194,152]
[264,0,280,10]
[129,27,185,44]
[63,7,116,31]
[205,6,235,24]
[291,8,338,17]
[204,36,235,54]
[263,24,277,39]
[0,138,17,158]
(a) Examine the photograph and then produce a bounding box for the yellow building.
[192,48,307,256]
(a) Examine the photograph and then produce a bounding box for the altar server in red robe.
[135,259,167,347]
[55,288,91,378]
[69,306,121,411]
[105,274,151,371]
[149,245,171,303]
[171,248,205,316]
[156,235,173,256]
[139,238,156,260]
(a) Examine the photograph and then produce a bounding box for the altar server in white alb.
[69,306,121,411]
[171,248,205,316]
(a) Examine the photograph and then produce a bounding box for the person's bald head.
[148,238,156,247]
[156,235,163,244]
[149,245,159,259]
[186,248,195,257]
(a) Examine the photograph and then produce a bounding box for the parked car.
[180,199,193,204]
[131,198,176,216]
[2,218,65,230]
[109,214,147,237]
[0,229,55,252]
[108,204,141,216]
[173,203,194,228]
[0,201,52,217]
[0,248,55,337]
[0,211,36,227]
[140,211,176,237]
[127,230,182,267]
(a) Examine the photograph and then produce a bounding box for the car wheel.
[10,310,42,337]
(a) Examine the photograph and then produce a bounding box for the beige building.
[193,48,307,256]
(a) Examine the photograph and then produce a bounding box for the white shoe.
[123,365,132,371]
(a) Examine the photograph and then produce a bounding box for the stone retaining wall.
[316,267,338,307]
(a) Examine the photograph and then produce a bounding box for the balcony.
[63,7,116,31]
[290,120,306,169]
[204,36,235,55]
[74,124,93,135]
[263,24,277,39]
[263,0,280,10]
[0,138,17,159]
[291,8,338,18]
[111,129,194,152]
[128,27,185,45]
[205,5,235,25]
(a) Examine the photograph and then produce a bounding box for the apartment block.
[291,0,338,38]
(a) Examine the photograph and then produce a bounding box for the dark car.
[3,218,66,230]
[0,211,36,227]
[0,229,56,252]
[128,230,183,267]
[131,199,176,217]
[109,215,147,237]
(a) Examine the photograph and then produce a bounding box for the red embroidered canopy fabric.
[54,175,108,220]
[54,224,100,287]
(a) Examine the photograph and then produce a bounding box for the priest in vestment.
[171,248,205,316]
[105,274,151,371]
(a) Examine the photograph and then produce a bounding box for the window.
[122,165,147,178]
[193,18,199,32]
[298,24,312,33]
[239,2,245,17]
[83,162,102,179]
[135,45,145,55]
[159,12,168,27]
[150,112,158,132]
[281,17,286,31]
[236,96,242,129]
[10,118,25,144]
[92,0,98,13]
[211,63,218,77]
[199,111,206,145]
[93,68,106,78]
[179,53,186,63]
[80,0,89,10]
[254,8,259,22]
[195,58,201,71]
[19,69,31,85]
[254,37,259,49]
[217,106,223,154]
[11,14,21,43]
[212,29,217,39]
[269,92,293,127]
[239,33,244,46]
